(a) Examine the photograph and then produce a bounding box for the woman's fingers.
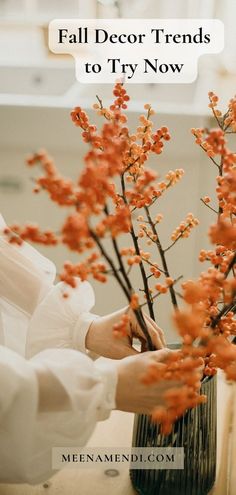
[144,312,166,347]
[115,350,183,415]
[132,322,163,351]
[149,348,172,362]
[129,308,166,350]
[139,313,165,350]
[113,307,167,355]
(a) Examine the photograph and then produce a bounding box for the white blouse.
[0,215,117,485]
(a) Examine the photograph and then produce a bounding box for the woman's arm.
[0,345,116,484]
[1,216,165,360]
[0,345,179,485]
[26,282,165,360]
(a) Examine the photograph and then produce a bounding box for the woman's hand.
[85,307,166,359]
[115,349,182,414]
[36,349,184,416]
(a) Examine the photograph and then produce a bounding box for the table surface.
[0,373,230,495]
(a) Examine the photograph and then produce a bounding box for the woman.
[0,214,179,485]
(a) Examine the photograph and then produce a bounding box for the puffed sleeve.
[0,214,56,354]
[26,279,98,358]
[0,345,117,485]
[0,214,56,316]
[0,214,98,357]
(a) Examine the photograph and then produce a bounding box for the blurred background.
[0,0,236,341]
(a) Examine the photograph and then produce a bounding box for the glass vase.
[130,368,217,495]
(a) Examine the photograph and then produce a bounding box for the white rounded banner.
[49,18,224,84]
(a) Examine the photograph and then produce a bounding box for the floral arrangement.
[4,85,236,434]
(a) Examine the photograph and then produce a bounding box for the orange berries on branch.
[26,150,76,206]
[142,351,206,435]
[209,219,236,250]
[113,313,131,338]
[60,253,108,287]
[225,95,236,131]
[5,224,58,246]
[171,213,199,242]
[130,293,140,310]
[9,84,236,436]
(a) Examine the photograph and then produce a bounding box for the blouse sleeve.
[26,279,98,359]
[0,214,56,354]
[0,214,98,357]
[0,214,56,316]
[0,345,117,485]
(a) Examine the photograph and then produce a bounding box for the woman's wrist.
[85,308,131,358]
[85,319,96,352]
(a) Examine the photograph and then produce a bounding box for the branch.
[163,224,191,253]
[192,132,220,170]
[210,297,236,329]
[212,106,223,130]
[104,205,132,293]
[200,198,218,214]
[90,228,155,351]
[140,276,183,308]
[121,175,156,321]
[90,230,130,300]
[141,257,166,275]
[225,252,236,279]
[144,205,179,309]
